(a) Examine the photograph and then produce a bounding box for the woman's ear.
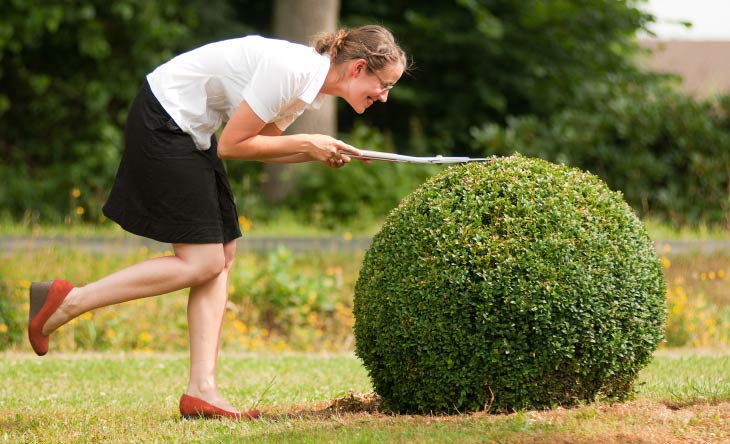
[350,59,367,77]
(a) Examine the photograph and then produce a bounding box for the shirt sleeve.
[272,104,306,131]
[241,55,304,124]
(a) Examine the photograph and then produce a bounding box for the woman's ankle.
[41,288,81,335]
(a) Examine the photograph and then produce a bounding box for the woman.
[27,25,408,420]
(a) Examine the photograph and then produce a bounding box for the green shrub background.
[354,155,667,413]
[473,83,730,227]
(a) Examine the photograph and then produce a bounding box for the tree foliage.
[472,81,730,226]
[1,0,726,227]
[0,0,200,220]
[339,0,656,152]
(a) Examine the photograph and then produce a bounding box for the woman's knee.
[174,243,227,283]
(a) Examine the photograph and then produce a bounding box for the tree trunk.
[263,0,340,203]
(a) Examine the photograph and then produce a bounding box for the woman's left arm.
[251,123,311,163]
[218,100,360,167]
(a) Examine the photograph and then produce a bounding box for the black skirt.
[103,80,242,244]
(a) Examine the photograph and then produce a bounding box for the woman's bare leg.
[40,241,240,409]
[41,243,226,335]
[185,240,237,411]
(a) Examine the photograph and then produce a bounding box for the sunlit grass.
[1,352,729,444]
[638,351,730,406]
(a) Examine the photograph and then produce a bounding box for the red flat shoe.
[28,279,74,356]
[179,394,261,420]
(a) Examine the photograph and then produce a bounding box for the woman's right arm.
[217,101,361,167]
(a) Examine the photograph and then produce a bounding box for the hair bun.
[313,25,409,73]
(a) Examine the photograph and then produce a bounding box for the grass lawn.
[1,350,729,444]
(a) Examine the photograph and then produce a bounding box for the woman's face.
[344,60,404,114]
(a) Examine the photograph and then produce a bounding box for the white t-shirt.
[146,35,330,150]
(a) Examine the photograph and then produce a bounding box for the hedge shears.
[345,149,491,164]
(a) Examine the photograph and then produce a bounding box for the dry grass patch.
[250,393,730,444]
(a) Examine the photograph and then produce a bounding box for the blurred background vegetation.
[1,0,728,228]
[1,0,729,355]
[2,244,728,353]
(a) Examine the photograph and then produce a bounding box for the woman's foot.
[40,288,78,335]
[28,280,75,355]
[179,393,260,420]
[186,389,238,413]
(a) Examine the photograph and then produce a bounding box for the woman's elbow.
[217,138,235,160]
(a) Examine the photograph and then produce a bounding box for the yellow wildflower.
[238,215,252,232]
[234,320,247,334]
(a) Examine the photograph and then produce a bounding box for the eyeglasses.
[371,70,394,93]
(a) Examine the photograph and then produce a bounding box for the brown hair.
[313,25,409,73]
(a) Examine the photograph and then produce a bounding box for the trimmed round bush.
[354,155,666,413]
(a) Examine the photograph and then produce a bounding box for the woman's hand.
[303,135,362,168]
